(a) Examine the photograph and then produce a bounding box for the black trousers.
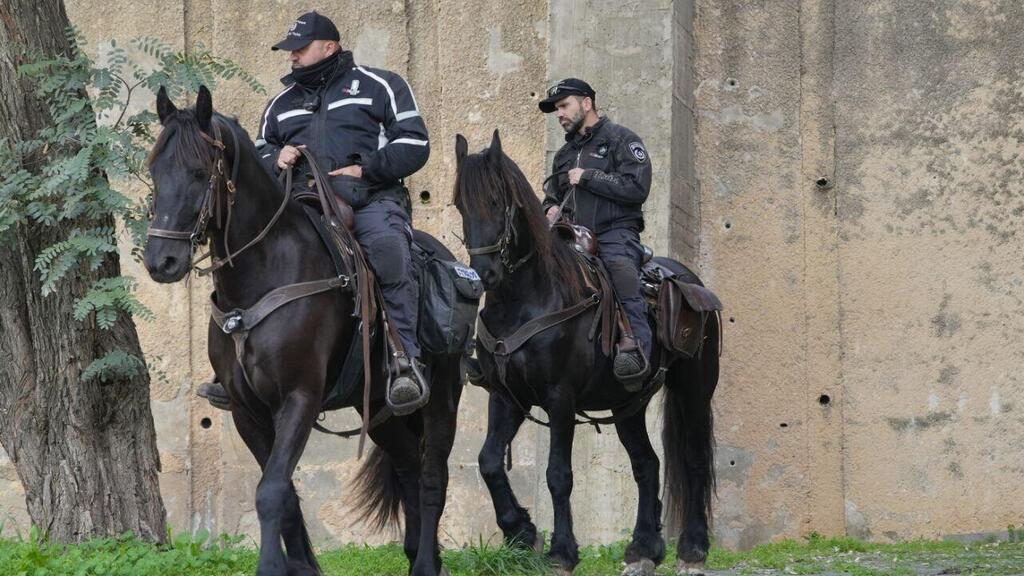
[597,227,652,358]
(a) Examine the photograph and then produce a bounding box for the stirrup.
[386,357,431,416]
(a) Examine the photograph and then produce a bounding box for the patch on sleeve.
[628,142,648,163]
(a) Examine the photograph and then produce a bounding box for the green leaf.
[80,350,146,383]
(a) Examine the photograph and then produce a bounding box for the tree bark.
[0,0,166,543]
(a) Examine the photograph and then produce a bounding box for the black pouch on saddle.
[655,277,723,359]
[417,256,484,355]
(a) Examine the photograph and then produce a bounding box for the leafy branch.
[2,29,265,382]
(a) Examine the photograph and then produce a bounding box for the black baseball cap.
[538,78,596,113]
[271,11,340,51]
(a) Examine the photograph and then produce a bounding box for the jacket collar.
[280,50,355,87]
[566,116,608,144]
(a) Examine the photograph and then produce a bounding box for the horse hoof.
[533,533,545,554]
[675,559,705,575]
[621,558,656,576]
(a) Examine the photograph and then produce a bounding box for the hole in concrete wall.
[200,417,212,429]
[724,221,732,230]
[816,176,832,190]
[729,316,735,323]
[419,190,431,204]
[530,91,538,99]
[819,394,831,406]
[726,77,738,88]
[729,460,736,466]
[779,422,789,428]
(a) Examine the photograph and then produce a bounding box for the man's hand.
[277,145,305,169]
[568,168,585,186]
[546,205,559,224]
[328,165,363,179]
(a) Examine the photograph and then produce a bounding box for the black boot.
[462,355,487,388]
[613,344,650,392]
[387,356,430,416]
[196,379,231,411]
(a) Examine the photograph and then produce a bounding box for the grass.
[1,528,1023,575]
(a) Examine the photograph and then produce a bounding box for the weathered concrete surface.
[2,0,1024,552]
[832,0,1024,541]
[695,0,1024,548]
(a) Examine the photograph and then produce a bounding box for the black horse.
[453,131,719,576]
[143,86,463,576]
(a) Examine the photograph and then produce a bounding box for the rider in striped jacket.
[202,11,431,414]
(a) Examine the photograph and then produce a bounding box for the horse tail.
[662,311,719,546]
[351,444,403,532]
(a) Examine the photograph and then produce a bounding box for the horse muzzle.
[143,237,193,283]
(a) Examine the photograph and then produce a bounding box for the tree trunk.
[0,0,166,543]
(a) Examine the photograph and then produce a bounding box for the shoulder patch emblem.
[628,142,648,163]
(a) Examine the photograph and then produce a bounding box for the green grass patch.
[2,529,1024,575]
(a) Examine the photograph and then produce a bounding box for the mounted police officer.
[539,78,653,390]
[198,11,429,412]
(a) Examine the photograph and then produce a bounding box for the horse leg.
[252,392,320,576]
[546,391,579,574]
[366,417,424,571]
[613,408,665,576]
[233,403,320,574]
[410,358,462,576]
[663,326,719,574]
[478,393,538,550]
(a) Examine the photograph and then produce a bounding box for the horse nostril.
[160,255,178,273]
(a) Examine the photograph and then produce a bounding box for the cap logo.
[288,19,306,35]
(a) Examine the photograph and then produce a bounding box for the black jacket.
[256,52,429,205]
[542,117,651,233]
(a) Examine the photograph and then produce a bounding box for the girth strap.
[476,290,668,435]
[211,275,351,389]
[476,293,600,404]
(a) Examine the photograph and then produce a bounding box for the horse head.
[452,129,541,290]
[144,85,234,283]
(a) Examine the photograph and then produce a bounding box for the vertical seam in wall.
[830,0,849,536]
[797,0,811,534]
[182,0,195,532]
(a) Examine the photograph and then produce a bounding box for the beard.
[560,110,585,134]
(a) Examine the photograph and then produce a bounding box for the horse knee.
[478,443,506,483]
[255,480,291,521]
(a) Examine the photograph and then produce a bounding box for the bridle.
[146,119,290,276]
[147,121,237,246]
[465,199,535,273]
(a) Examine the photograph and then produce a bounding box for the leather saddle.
[552,221,722,361]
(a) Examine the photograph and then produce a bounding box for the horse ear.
[487,129,502,163]
[156,86,177,124]
[195,85,213,131]
[455,134,468,168]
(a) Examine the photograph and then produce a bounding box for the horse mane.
[454,148,584,300]
[147,110,254,170]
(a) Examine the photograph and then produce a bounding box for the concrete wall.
[2,0,1023,551]
[695,0,1024,546]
